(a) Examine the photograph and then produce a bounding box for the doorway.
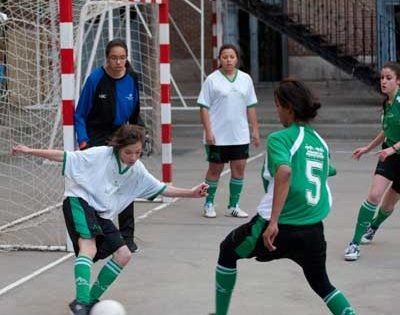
[238,10,282,82]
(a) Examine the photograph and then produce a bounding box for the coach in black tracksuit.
[74,39,142,254]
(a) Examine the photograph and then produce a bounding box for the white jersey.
[197,69,257,145]
[63,146,166,219]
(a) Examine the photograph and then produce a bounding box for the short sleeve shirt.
[383,91,400,147]
[257,124,332,225]
[62,146,166,219]
[197,69,257,145]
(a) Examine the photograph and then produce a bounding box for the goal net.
[0,0,164,251]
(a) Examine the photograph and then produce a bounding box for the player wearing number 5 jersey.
[210,79,356,315]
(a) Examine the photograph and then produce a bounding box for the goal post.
[0,0,170,251]
[62,0,171,183]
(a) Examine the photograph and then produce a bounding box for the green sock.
[74,255,93,304]
[325,289,356,314]
[228,177,243,208]
[215,265,237,315]
[352,200,377,244]
[371,207,392,230]
[205,178,218,205]
[90,259,123,302]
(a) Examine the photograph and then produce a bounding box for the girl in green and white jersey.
[344,62,400,261]
[210,79,356,315]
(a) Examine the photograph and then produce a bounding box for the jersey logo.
[125,93,134,101]
[98,94,107,99]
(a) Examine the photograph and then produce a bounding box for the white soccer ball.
[90,300,126,315]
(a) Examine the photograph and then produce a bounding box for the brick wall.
[170,1,213,60]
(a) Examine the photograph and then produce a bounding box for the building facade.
[171,0,400,83]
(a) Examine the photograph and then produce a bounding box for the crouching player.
[210,79,356,315]
[12,124,208,315]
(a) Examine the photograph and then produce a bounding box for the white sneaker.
[225,205,248,218]
[204,203,216,218]
[344,243,360,261]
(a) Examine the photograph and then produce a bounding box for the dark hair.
[108,124,144,152]
[274,78,321,122]
[105,38,132,70]
[218,44,239,60]
[105,38,128,57]
[381,61,400,109]
[381,61,400,77]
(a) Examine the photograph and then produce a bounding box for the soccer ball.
[90,300,126,315]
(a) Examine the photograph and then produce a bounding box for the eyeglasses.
[108,55,127,62]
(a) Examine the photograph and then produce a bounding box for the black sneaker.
[125,238,139,253]
[69,300,91,315]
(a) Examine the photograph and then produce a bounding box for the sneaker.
[68,300,91,315]
[361,226,376,245]
[125,238,139,253]
[225,205,248,218]
[204,203,216,218]
[344,243,360,261]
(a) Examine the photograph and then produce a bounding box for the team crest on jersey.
[125,93,134,101]
[98,94,107,99]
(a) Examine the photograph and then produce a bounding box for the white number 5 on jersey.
[305,160,322,205]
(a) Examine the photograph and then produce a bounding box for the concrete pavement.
[0,136,399,314]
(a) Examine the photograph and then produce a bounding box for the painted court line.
[0,151,265,297]
[0,253,74,297]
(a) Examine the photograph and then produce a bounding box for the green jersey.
[382,91,400,147]
[257,123,332,225]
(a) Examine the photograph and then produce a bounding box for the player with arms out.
[210,79,356,315]
[344,61,400,261]
[11,125,208,315]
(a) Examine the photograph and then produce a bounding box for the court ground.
[0,133,398,315]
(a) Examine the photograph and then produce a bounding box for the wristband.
[392,145,399,153]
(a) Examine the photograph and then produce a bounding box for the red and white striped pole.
[59,0,75,152]
[59,0,74,251]
[159,1,172,185]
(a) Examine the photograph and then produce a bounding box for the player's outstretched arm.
[11,144,64,162]
[352,130,385,160]
[162,182,208,198]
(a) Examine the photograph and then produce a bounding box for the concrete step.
[170,78,383,140]
[171,105,382,124]
[173,122,380,140]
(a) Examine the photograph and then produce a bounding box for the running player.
[344,61,400,261]
[210,79,356,315]
[11,124,208,315]
[197,43,260,218]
